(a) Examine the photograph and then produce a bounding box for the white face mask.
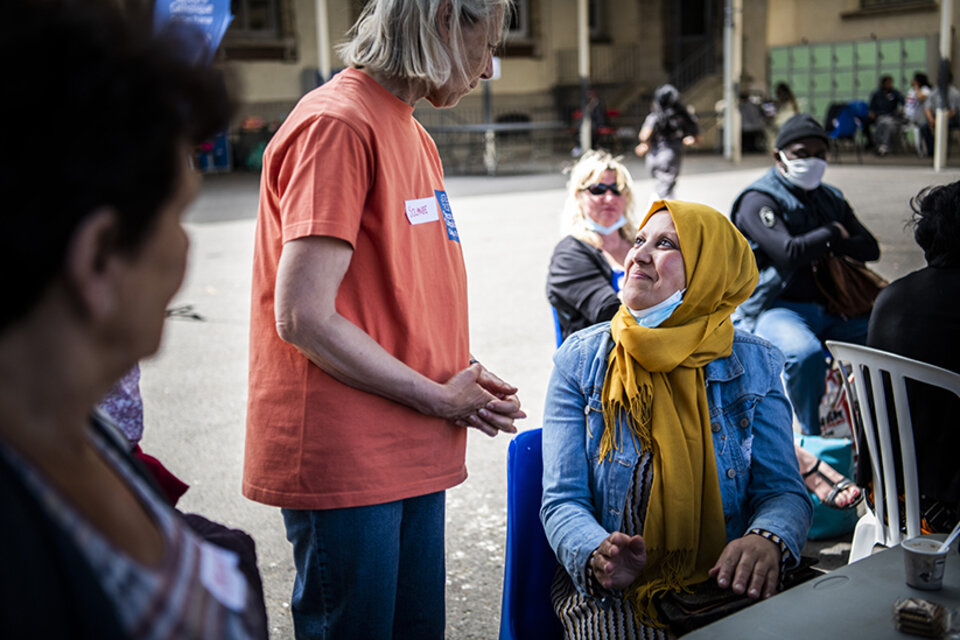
[627,287,685,328]
[778,152,827,190]
[584,214,628,235]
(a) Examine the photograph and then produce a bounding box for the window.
[222,0,296,60]
[229,0,280,40]
[506,0,530,40]
[588,0,606,40]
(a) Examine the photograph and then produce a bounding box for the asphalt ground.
[138,150,960,639]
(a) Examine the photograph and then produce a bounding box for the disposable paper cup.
[902,535,949,591]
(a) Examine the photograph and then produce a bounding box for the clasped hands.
[590,531,780,599]
[432,362,525,437]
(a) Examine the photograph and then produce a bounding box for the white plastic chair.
[825,341,960,563]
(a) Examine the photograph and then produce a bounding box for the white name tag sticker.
[199,540,247,612]
[404,196,440,225]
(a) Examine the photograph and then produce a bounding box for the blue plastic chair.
[551,307,564,349]
[825,101,864,163]
[499,429,564,640]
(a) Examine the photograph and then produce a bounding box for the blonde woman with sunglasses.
[547,150,642,343]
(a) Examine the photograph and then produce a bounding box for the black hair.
[908,181,960,267]
[913,72,930,87]
[1,0,231,330]
[775,82,799,112]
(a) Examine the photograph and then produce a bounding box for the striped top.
[551,451,669,640]
[0,414,266,639]
[550,452,788,640]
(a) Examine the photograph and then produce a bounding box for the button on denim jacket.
[540,323,813,597]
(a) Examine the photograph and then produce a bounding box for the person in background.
[572,89,609,155]
[773,82,801,127]
[867,75,905,157]
[242,1,524,638]
[635,84,701,201]
[541,200,811,637]
[921,69,960,155]
[905,72,932,156]
[731,113,877,512]
[547,150,642,343]
[867,180,960,533]
[99,365,190,505]
[731,114,880,437]
[765,82,801,151]
[0,1,267,637]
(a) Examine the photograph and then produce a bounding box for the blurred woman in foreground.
[0,2,266,637]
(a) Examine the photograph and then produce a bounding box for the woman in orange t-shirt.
[243,1,525,638]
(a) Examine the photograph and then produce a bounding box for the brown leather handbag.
[811,253,888,318]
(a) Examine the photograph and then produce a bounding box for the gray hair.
[564,149,639,246]
[337,0,511,91]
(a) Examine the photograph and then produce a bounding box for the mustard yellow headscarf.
[598,200,759,626]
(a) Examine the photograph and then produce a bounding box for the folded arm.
[833,202,880,262]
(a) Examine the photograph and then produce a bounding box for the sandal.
[802,459,864,510]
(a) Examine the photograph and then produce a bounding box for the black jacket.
[866,265,960,531]
[546,235,621,342]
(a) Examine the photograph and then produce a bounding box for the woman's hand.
[441,363,525,436]
[682,135,697,147]
[634,142,650,157]
[590,532,647,590]
[708,534,781,600]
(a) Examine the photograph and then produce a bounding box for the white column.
[732,0,743,164]
[934,0,953,172]
[723,0,743,164]
[578,0,591,153]
[315,0,331,84]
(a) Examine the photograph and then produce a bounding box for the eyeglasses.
[583,183,622,196]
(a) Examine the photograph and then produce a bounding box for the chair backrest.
[551,270,623,349]
[499,428,564,640]
[551,307,564,349]
[825,341,960,547]
[824,102,847,134]
[849,100,870,120]
[828,103,860,139]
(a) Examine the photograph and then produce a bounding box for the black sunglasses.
[583,183,622,196]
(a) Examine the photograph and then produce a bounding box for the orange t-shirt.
[243,69,469,510]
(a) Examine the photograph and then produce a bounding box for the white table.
[686,539,960,639]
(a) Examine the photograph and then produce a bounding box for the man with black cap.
[730,113,880,438]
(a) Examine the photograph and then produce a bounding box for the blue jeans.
[281,491,446,640]
[753,300,869,435]
[920,118,960,156]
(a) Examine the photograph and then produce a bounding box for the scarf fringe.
[598,384,652,461]
[626,549,694,629]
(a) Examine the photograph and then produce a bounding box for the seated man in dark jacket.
[867,75,905,156]
[731,114,880,437]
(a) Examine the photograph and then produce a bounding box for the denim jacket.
[540,323,812,597]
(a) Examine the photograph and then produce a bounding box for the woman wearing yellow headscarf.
[541,201,812,638]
